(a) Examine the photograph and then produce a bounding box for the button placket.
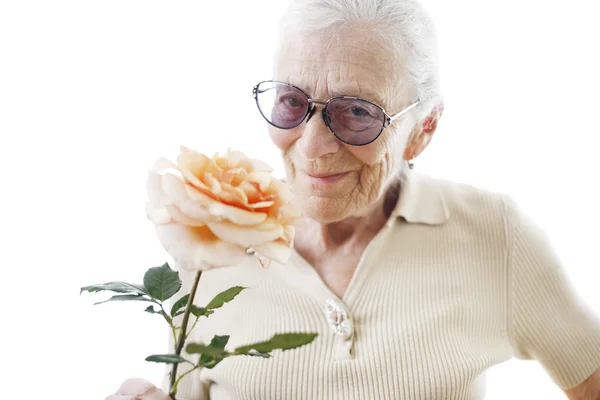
[324,299,355,360]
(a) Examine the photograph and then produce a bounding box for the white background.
[1,1,599,399]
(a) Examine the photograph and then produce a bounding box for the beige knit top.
[164,170,600,400]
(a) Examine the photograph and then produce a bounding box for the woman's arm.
[565,367,600,400]
[506,195,600,392]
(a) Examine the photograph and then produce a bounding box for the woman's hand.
[105,378,171,400]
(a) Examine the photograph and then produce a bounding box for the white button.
[324,299,353,339]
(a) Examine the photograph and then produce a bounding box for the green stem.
[169,366,198,398]
[171,326,178,346]
[169,270,203,400]
[157,301,178,344]
[186,315,201,340]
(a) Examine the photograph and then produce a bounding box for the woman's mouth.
[302,171,350,185]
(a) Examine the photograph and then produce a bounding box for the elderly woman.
[107,0,600,399]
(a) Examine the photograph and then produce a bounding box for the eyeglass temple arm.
[388,101,420,122]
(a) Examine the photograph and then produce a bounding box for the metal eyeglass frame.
[253,80,420,146]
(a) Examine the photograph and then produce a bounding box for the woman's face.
[270,29,417,223]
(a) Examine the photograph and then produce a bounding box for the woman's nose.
[297,106,341,159]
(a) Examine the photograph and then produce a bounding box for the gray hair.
[276,0,441,121]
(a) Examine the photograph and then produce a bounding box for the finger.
[116,378,157,396]
[141,388,172,400]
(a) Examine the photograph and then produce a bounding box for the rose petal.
[217,192,244,208]
[219,183,248,207]
[249,158,274,172]
[248,172,272,192]
[269,179,293,203]
[207,219,284,247]
[161,173,190,203]
[237,158,273,173]
[177,149,211,175]
[147,171,168,204]
[152,158,178,172]
[282,224,295,243]
[178,165,212,193]
[218,190,248,209]
[252,239,292,264]
[281,208,302,225]
[213,154,230,170]
[225,150,249,166]
[253,251,272,268]
[247,200,275,209]
[165,204,210,226]
[204,172,222,194]
[222,168,247,185]
[176,200,218,222]
[185,185,267,225]
[239,180,261,203]
[146,202,172,225]
[155,224,246,271]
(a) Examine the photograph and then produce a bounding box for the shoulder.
[415,172,511,225]
[394,171,518,255]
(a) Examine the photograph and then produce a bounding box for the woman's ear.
[403,102,444,161]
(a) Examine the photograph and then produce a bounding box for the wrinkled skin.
[271,28,443,224]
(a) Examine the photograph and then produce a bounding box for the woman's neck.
[295,179,401,253]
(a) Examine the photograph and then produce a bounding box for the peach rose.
[146,146,299,271]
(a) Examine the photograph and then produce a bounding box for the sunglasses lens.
[326,98,386,145]
[255,82,309,129]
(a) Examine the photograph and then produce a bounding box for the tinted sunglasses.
[253,80,420,146]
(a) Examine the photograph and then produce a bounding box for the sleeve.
[160,266,210,400]
[506,196,600,389]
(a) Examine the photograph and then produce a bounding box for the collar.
[388,169,450,226]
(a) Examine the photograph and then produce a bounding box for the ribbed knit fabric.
[163,170,600,400]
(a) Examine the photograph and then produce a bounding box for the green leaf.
[143,263,181,301]
[245,351,271,358]
[144,305,159,314]
[143,305,172,324]
[170,294,190,317]
[185,343,210,355]
[189,305,214,318]
[187,337,233,369]
[206,286,246,310]
[207,335,229,351]
[235,333,318,354]
[185,343,225,357]
[93,294,152,306]
[80,281,147,295]
[145,354,189,364]
[200,335,230,366]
